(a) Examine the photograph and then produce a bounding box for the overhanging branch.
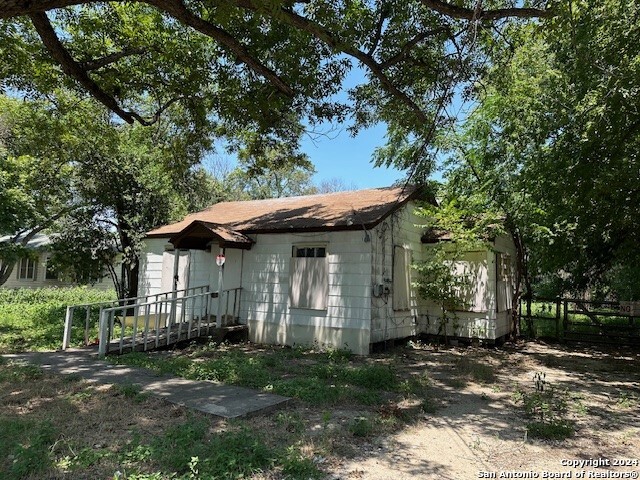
[81,47,147,71]
[420,0,550,20]
[233,0,430,124]
[29,11,138,124]
[144,0,294,98]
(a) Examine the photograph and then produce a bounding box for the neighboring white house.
[0,233,117,291]
[139,186,517,354]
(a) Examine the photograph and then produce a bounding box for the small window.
[290,244,328,310]
[294,246,326,258]
[18,257,37,281]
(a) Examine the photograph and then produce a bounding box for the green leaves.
[439,0,640,298]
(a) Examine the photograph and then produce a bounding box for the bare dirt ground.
[2,340,639,479]
[330,341,640,479]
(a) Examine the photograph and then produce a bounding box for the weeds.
[349,416,375,437]
[616,391,638,409]
[0,418,55,480]
[280,446,324,479]
[516,372,574,440]
[454,357,496,384]
[112,383,149,403]
[112,345,406,408]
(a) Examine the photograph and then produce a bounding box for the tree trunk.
[0,262,16,287]
[509,228,530,340]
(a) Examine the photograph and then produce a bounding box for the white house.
[0,233,118,291]
[139,186,517,354]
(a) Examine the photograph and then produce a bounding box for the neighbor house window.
[17,256,37,280]
[498,253,512,279]
[393,246,411,311]
[45,257,58,280]
[290,245,328,310]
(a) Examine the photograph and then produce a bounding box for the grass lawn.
[1,341,438,480]
[109,341,434,409]
[2,289,638,479]
[3,340,639,479]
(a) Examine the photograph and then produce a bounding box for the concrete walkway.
[3,349,290,419]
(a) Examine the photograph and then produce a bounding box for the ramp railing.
[97,288,214,357]
[62,285,209,350]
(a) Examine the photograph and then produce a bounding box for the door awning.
[169,220,254,250]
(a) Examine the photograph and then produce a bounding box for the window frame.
[44,256,59,281]
[392,245,411,311]
[289,243,329,311]
[17,256,37,281]
[292,245,327,259]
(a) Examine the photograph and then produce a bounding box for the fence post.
[555,298,561,340]
[526,296,533,337]
[84,307,91,346]
[98,309,109,358]
[62,306,74,350]
[562,299,569,342]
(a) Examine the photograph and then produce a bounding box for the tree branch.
[367,1,388,56]
[128,96,187,126]
[144,0,294,98]
[420,0,550,20]
[0,0,98,19]
[233,0,429,124]
[380,28,450,70]
[81,47,147,71]
[29,11,138,124]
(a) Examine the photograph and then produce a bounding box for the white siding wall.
[417,234,517,341]
[136,224,517,351]
[138,238,172,297]
[493,234,518,338]
[370,201,424,343]
[241,231,372,354]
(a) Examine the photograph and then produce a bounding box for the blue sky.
[300,123,406,189]
[297,64,408,189]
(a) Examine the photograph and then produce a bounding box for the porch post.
[217,247,225,326]
[170,248,180,327]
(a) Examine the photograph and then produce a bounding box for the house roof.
[421,228,453,244]
[169,221,255,250]
[0,233,52,249]
[148,185,423,238]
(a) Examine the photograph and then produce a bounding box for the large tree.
[440,0,640,299]
[0,97,76,285]
[1,92,220,296]
[0,1,551,167]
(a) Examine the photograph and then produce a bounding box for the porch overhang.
[169,220,254,250]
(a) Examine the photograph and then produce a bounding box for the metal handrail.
[97,289,212,357]
[95,286,243,357]
[62,285,209,350]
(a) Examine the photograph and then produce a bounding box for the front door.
[212,248,243,324]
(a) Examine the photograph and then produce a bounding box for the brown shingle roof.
[148,185,421,237]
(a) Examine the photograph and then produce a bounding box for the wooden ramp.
[104,321,248,355]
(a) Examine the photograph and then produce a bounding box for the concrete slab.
[3,350,290,419]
